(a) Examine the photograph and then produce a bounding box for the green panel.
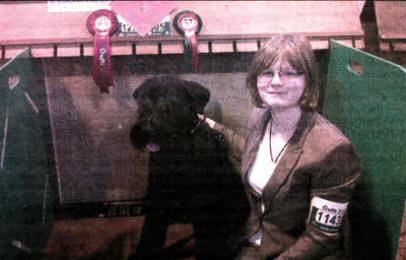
[323,40,406,260]
[0,48,55,257]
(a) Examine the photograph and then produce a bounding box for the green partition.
[0,48,55,257]
[323,40,406,259]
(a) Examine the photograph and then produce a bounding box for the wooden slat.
[4,46,27,59]
[3,36,363,59]
[376,2,406,39]
[211,41,234,53]
[355,39,365,49]
[161,42,184,54]
[236,40,258,53]
[57,43,81,57]
[175,1,364,36]
[380,42,391,52]
[310,40,330,50]
[134,43,158,55]
[31,45,54,57]
[1,33,364,47]
[83,44,93,57]
[197,41,209,54]
[0,1,365,58]
[375,2,406,51]
[112,42,132,56]
[0,2,364,42]
[393,42,406,52]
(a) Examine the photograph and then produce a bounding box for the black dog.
[129,76,249,260]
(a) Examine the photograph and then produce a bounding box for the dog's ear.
[133,77,158,102]
[184,81,210,114]
[133,76,170,103]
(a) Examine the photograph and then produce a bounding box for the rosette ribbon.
[87,10,118,93]
[174,10,202,71]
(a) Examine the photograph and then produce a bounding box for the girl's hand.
[198,114,216,128]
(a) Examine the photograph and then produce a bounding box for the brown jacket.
[216,108,361,259]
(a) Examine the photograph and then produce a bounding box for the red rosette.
[87,9,118,93]
[174,10,202,35]
[174,10,203,71]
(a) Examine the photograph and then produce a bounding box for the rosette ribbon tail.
[92,34,114,93]
[184,37,192,71]
[189,34,199,71]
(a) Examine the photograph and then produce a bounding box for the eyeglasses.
[257,69,304,84]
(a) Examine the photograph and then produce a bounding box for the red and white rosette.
[87,10,118,93]
[174,10,202,71]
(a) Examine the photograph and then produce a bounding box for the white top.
[247,120,286,246]
[248,121,277,195]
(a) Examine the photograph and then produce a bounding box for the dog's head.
[130,75,210,152]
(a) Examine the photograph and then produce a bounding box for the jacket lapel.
[262,110,315,205]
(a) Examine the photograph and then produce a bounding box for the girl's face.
[257,59,306,109]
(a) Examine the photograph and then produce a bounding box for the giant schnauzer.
[128,75,249,260]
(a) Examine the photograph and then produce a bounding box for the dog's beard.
[130,124,151,150]
[130,124,162,152]
[130,122,191,153]
[131,110,198,153]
